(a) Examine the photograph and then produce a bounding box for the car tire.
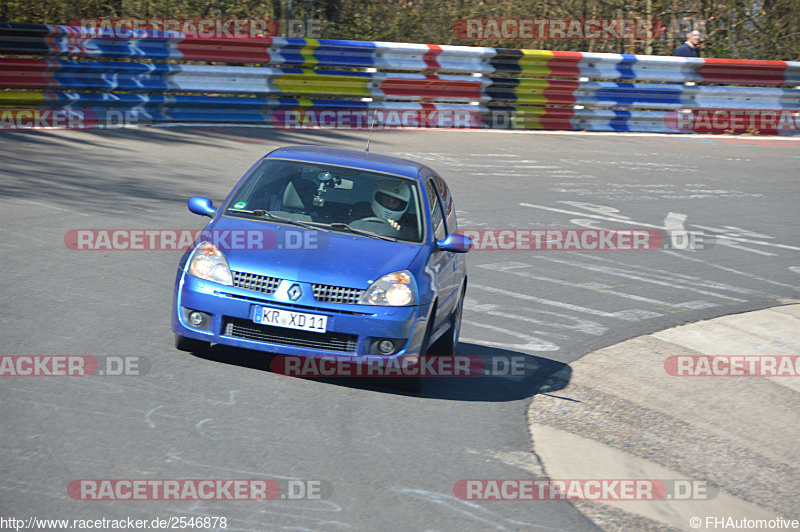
[174,334,210,354]
[429,287,464,358]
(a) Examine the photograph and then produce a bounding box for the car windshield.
[224,158,424,243]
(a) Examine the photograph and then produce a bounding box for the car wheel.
[430,287,464,357]
[174,334,210,354]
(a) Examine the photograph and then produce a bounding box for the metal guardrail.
[1,22,799,134]
[2,58,798,109]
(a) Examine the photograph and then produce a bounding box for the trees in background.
[2,0,797,60]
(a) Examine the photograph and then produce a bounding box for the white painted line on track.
[470,284,661,320]
[525,256,750,303]
[520,202,800,253]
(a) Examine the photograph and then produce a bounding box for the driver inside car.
[350,179,413,239]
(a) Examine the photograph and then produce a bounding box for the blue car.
[172,145,472,390]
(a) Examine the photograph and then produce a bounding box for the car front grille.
[232,271,281,295]
[312,283,365,304]
[223,317,358,353]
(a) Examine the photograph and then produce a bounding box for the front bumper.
[172,272,427,359]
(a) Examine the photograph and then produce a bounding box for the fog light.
[188,311,205,326]
[378,340,395,354]
[182,307,211,331]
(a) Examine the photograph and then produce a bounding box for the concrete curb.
[529,305,800,531]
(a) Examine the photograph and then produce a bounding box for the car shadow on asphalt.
[188,341,572,402]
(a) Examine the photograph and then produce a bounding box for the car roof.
[265,145,431,180]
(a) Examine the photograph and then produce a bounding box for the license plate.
[254,306,328,333]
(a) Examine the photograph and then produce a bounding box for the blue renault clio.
[172,145,472,389]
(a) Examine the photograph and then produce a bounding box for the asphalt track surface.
[1,127,799,531]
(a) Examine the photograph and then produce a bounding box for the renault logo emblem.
[287,284,302,301]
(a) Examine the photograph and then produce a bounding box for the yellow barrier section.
[274,69,372,97]
[0,91,47,106]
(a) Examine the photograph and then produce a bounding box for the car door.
[426,177,458,328]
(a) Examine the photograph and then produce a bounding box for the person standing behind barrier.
[673,29,702,57]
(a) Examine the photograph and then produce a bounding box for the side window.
[426,179,447,241]
[432,175,453,216]
[425,179,437,211]
[432,174,457,232]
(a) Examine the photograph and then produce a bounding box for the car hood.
[207,216,424,288]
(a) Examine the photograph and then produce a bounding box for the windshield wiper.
[322,222,397,241]
[227,208,319,231]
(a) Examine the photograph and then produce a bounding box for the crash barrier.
[1,22,799,134]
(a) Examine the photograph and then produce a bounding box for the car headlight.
[188,241,232,285]
[360,270,416,306]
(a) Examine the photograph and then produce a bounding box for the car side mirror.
[188,196,216,217]
[437,233,472,253]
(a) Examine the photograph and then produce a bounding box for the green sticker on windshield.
[233,202,247,209]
